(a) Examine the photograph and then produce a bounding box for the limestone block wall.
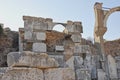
[0,16,94,80]
[19,16,93,80]
[20,16,83,52]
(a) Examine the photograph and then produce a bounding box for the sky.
[0,0,120,40]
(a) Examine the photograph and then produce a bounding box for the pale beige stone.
[45,68,75,80]
[66,56,74,69]
[0,67,43,80]
[7,52,59,68]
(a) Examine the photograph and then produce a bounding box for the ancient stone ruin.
[0,2,120,80]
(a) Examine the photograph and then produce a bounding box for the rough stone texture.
[64,48,74,61]
[97,69,106,80]
[115,56,120,69]
[117,69,120,79]
[108,55,118,79]
[55,45,64,51]
[94,3,120,80]
[91,65,97,79]
[71,34,81,43]
[0,67,43,80]
[66,56,74,69]
[45,68,75,80]
[35,32,46,41]
[7,51,59,68]
[76,69,91,80]
[0,27,18,67]
[66,21,83,33]
[49,55,64,67]
[46,31,66,52]
[24,31,32,40]
[32,43,46,52]
[1,13,120,80]
[74,56,83,69]
[74,45,90,54]
[104,39,120,56]
[74,45,82,54]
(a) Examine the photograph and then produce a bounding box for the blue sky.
[0,0,120,40]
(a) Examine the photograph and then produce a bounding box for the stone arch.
[104,6,120,27]
[52,23,68,33]
[104,12,120,40]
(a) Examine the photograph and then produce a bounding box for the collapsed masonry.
[0,16,93,80]
[0,2,120,80]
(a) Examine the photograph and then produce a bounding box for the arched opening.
[53,24,65,32]
[104,12,120,41]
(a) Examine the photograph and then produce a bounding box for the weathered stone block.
[97,69,106,80]
[36,32,46,40]
[74,56,83,69]
[24,31,32,40]
[7,52,59,68]
[74,45,91,54]
[63,48,74,61]
[30,53,59,68]
[74,45,82,54]
[73,22,83,33]
[0,68,7,79]
[108,55,118,79]
[45,68,75,80]
[7,52,23,67]
[71,34,81,43]
[81,45,91,53]
[49,55,64,67]
[0,67,43,80]
[24,19,33,32]
[76,69,91,80]
[66,21,83,33]
[32,43,46,52]
[66,56,74,69]
[55,46,64,51]
[33,18,41,30]
[115,56,120,69]
[91,65,97,79]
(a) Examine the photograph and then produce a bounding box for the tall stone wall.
[0,16,93,80]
